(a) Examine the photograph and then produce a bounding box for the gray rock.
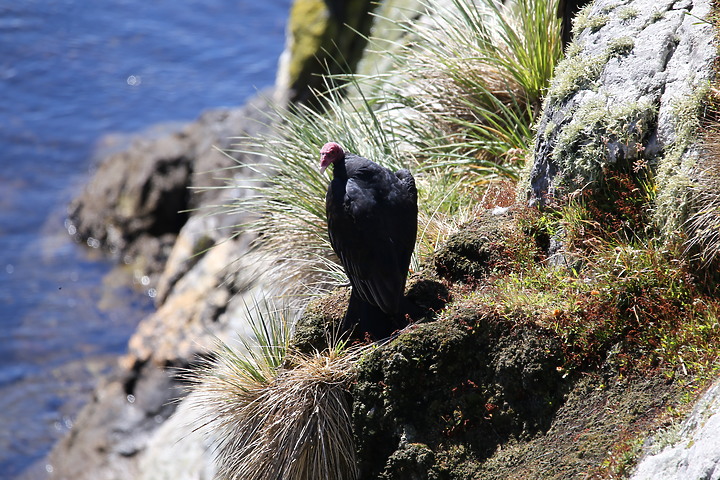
[631,378,720,480]
[69,133,192,261]
[66,91,276,279]
[49,92,280,480]
[136,393,216,480]
[526,0,716,216]
[47,361,179,480]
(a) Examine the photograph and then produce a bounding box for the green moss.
[607,36,635,56]
[572,4,608,37]
[574,12,610,34]
[284,0,377,101]
[548,34,637,103]
[291,288,349,353]
[599,3,620,15]
[287,0,333,88]
[352,314,565,479]
[290,206,720,478]
[543,119,557,138]
[382,443,438,479]
[587,14,610,31]
[650,9,665,23]
[548,51,606,101]
[564,41,582,59]
[433,211,542,283]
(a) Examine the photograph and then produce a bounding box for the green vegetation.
[427,171,720,382]
[226,0,563,293]
[618,6,639,21]
[189,298,365,480]
[334,186,719,476]
[191,0,720,477]
[572,4,609,35]
[653,85,711,244]
[381,0,563,161]
[687,122,720,269]
[550,97,655,186]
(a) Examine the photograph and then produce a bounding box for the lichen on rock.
[524,0,717,240]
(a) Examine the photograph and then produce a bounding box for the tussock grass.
[374,0,563,181]
[686,126,720,269]
[188,298,366,480]
[191,349,361,480]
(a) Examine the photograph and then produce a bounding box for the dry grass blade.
[686,134,720,267]
[190,341,366,480]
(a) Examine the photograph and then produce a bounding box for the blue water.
[0,1,290,477]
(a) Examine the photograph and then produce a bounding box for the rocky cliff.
[48,0,720,478]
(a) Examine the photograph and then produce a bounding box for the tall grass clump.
[685,121,720,273]
[377,0,563,180]
[188,298,364,480]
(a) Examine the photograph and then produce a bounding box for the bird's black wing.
[327,160,417,314]
[392,168,418,276]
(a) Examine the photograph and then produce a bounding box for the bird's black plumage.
[320,142,418,339]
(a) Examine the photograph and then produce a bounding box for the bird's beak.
[319,155,331,175]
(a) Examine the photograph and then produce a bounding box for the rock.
[67,91,276,279]
[47,361,179,480]
[433,210,542,283]
[136,393,216,480]
[123,235,273,369]
[525,0,716,245]
[631,378,720,480]
[291,288,350,353]
[50,92,281,480]
[152,185,255,305]
[276,0,377,103]
[48,237,277,480]
[48,227,274,480]
[352,312,565,478]
[68,132,192,257]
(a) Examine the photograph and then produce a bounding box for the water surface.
[0,1,290,476]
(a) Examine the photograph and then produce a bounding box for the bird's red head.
[319,142,344,174]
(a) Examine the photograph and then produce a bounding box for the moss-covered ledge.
[277,0,377,103]
[352,311,566,479]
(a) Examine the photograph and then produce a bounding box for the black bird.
[320,142,418,339]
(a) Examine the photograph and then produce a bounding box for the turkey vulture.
[320,142,418,339]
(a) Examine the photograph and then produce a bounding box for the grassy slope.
[295,195,719,478]
[198,0,720,478]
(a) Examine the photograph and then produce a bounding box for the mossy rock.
[405,271,451,317]
[352,309,566,479]
[291,287,349,353]
[382,443,437,480]
[284,0,377,102]
[292,272,450,352]
[433,211,541,283]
